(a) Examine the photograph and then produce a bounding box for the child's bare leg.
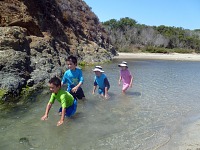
[122,84,129,94]
[122,89,126,94]
[100,93,104,98]
[105,94,110,99]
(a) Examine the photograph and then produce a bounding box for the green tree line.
[102,17,200,53]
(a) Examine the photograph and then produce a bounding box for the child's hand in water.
[57,120,64,126]
[41,115,48,120]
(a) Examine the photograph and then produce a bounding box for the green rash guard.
[49,89,74,108]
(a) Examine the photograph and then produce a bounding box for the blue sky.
[83,0,200,30]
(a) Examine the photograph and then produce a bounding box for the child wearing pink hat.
[118,61,133,94]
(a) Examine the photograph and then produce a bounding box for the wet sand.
[114,52,200,61]
[177,119,200,149]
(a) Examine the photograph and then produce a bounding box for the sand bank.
[114,52,200,61]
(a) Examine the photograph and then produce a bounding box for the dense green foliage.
[155,25,200,50]
[103,17,137,29]
[102,18,200,53]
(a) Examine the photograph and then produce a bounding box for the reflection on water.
[1,59,200,150]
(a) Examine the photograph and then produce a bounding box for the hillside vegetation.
[102,17,200,53]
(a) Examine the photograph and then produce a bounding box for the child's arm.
[104,78,110,99]
[72,82,83,93]
[92,80,98,94]
[72,69,84,93]
[61,72,67,86]
[129,75,133,88]
[104,87,109,99]
[41,103,52,120]
[92,86,97,94]
[57,107,66,126]
[118,76,122,85]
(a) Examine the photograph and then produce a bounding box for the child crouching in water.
[41,76,77,126]
[92,66,110,99]
[118,61,133,94]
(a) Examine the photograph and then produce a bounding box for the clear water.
[1,59,200,150]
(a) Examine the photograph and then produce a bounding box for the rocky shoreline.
[0,0,117,105]
[0,26,116,105]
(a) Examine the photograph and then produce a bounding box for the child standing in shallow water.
[118,61,133,94]
[92,66,110,99]
[61,55,85,100]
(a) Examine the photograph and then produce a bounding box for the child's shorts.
[122,83,130,91]
[68,85,85,99]
[59,99,77,117]
[98,88,105,95]
[98,86,110,95]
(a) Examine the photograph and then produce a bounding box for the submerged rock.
[19,137,34,149]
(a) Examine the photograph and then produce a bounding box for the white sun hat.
[95,66,103,69]
[118,61,128,67]
[93,66,104,72]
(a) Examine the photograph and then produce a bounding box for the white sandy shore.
[114,52,200,61]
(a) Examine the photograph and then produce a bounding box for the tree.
[102,18,200,52]
[102,19,118,29]
[118,17,137,28]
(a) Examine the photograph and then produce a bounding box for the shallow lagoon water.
[1,59,200,150]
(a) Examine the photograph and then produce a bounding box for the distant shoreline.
[114,52,200,61]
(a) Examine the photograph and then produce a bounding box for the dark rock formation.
[0,0,116,104]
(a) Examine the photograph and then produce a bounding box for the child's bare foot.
[105,94,110,99]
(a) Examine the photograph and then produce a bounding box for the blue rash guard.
[94,73,110,94]
[62,68,84,92]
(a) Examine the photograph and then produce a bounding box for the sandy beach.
[114,52,200,61]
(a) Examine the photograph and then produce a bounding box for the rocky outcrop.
[0,0,117,104]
